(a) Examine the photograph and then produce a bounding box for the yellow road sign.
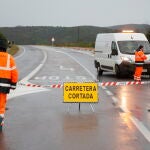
[63,82,99,103]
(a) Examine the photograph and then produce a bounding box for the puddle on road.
[0,132,7,150]
[63,113,98,132]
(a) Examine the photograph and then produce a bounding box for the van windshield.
[117,41,150,54]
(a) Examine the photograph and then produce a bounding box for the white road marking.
[130,116,150,142]
[15,46,26,60]
[8,46,49,99]
[76,76,87,81]
[48,76,60,80]
[60,65,74,71]
[112,96,118,104]
[34,75,89,82]
[106,90,113,96]
[120,104,150,142]
[55,50,96,80]
[20,48,47,82]
[8,84,49,99]
[101,86,107,90]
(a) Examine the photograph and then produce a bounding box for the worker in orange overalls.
[0,34,18,131]
[134,45,147,81]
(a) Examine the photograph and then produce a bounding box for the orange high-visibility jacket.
[135,50,147,66]
[0,52,18,93]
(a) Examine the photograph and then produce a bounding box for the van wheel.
[97,67,103,76]
[115,65,121,78]
[94,60,99,69]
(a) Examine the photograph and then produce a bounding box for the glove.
[10,82,17,90]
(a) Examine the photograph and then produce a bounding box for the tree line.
[0,24,150,47]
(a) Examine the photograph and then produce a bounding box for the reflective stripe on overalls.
[0,54,16,93]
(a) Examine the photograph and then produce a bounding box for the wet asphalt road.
[1,46,150,150]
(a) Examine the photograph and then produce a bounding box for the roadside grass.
[8,45,19,55]
[55,42,95,48]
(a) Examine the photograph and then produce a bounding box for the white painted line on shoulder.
[15,46,26,60]
[106,90,113,96]
[101,86,107,90]
[120,104,150,142]
[21,49,47,82]
[130,116,150,142]
[112,96,118,104]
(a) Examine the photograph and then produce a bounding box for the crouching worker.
[0,34,18,131]
[134,45,147,81]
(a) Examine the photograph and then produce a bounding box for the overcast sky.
[0,0,150,27]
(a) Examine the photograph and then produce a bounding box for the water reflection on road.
[0,132,7,150]
[62,113,99,150]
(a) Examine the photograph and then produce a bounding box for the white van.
[94,32,150,77]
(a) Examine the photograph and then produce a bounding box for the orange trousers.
[134,67,143,81]
[0,93,7,115]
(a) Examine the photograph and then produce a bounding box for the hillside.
[0,26,115,45]
[0,24,150,45]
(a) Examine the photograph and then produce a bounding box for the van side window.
[111,41,118,55]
